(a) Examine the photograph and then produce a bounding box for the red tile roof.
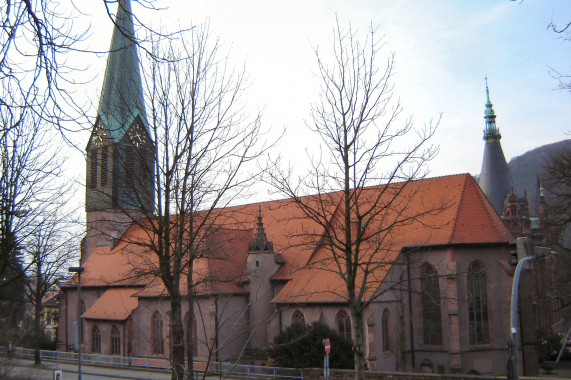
[82,288,139,321]
[272,174,513,304]
[73,174,512,307]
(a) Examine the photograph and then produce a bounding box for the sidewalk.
[7,358,175,380]
[537,359,571,378]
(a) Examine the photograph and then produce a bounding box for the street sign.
[324,338,331,355]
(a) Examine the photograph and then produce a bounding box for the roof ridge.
[448,174,469,243]
[227,173,470,210]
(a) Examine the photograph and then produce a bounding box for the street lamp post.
[69,266,85,380]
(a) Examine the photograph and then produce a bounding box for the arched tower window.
[110,325,121,355]
[381,309,390,351]
[468,260,490,344]
[291,310,305,325]
[151,311,164,355]
[91,325,101,353]
[420,263,442,345]
[101,146,109,187]
[140,149,149,185]
[90,150,98,188]
[125,146,134,183]
[336,310,351,341]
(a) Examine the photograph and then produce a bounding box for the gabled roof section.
[97,0,147,142]
[272,174,513,305]
[76,174,513,305]
[450,175,513,243]
[82,288,139,321]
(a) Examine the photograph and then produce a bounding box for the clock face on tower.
[93,121,109,148]
[128,122,147,147]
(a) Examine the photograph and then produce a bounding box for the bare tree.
[114,23,269,379]
[0,0,90,133]
[542,148,571,242]
[23,199,79,365]
[267,21,441,380]
[547,21,571,92]
[0,0,177,135]
[0,86,74,347]
[539,148,571,320]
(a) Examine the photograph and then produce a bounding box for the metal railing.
[2,346,303,379]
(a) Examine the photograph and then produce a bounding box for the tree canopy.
[268,322,354,369]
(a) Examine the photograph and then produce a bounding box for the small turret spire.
[97,0,147,141]
[483,77,500,141]
[249,206,274,252]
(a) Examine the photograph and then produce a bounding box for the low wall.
[301,368,549,380]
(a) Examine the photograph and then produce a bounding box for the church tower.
[478,79,514,214]
[84,0,155,260]
[246,207,280,352]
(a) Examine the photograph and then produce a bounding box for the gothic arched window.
[336,310,351,341]
[91,325,101,353]
[183,312,199,357]
[420,263,442,345]
[291,310,305,325]
[110,325,121,355]
[140,149,149,185]
[151,311,164,355]
[101,147,108,187]
[468,260,490,344]
[90,150,98,188]
[381,309,390,351]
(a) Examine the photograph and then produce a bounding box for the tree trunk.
[170,295,185,380]
[351,308,365,380]
[34,285,42,365]
[186,259,195,380]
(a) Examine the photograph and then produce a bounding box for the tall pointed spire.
[483,76,500,140]
[97,0,147,141]
[84,0,154,259]
[478,78,515,214]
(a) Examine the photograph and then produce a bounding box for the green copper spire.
[97,0,147,142]
[483,77,500,140]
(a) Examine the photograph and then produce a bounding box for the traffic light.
[509,237,528,265]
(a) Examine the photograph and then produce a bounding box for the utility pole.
[69,266,84,380]
[507,238,554,380]
[507,255,534,380]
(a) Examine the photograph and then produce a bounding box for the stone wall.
[301,368,547,380]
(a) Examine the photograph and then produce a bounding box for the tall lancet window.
[90,150,98,188]
[91,325,101,353]
[421,263,442,345]
[110,325,121,355]
[468,260,489,344]
[151,310,164,355]
[336,310,351,341]
[101,147,108,187]
[125,146,134,183]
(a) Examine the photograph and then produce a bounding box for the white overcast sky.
[66,0,570,202]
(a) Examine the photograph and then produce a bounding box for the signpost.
[323,339,331,380]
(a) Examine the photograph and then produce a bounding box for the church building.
[59,0,537,375]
